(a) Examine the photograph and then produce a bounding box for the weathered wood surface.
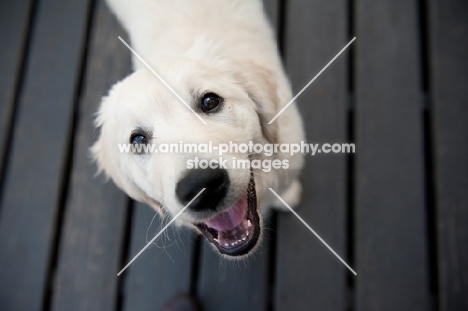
[51,1,131,310]
[0,0,34,184]
[275,1,349,310]
[354,0,430,310]
[428,0,468,310]
[123,202,195,311]
[198,234,272,311]
[0,0,92,309]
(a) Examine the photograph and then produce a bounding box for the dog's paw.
[272,179,302,211]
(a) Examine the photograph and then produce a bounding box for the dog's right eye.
[130,133,148,145]
[201,93,221,112]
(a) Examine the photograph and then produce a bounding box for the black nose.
[176,168,229,212]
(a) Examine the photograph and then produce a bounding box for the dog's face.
[92,56,278,257]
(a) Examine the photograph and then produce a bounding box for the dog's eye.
[130,133,148,145]
[201,93,221,112]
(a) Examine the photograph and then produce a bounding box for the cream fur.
[92,0,305,254]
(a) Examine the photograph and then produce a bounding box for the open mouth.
[195,176,260,256]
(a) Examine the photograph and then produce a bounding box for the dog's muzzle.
[176,167,260,256]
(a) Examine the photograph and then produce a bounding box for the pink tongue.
[204,196,247,231]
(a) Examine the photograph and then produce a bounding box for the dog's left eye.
[130,133,148,145]
[201,93,221,112]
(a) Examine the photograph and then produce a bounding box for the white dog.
[92,0,305,257]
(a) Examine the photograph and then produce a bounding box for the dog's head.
[92,55,279,257]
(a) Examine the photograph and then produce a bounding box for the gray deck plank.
[428,1,468,310]
[354,0,430,310]
[197,1,278,310]
[0,0,92,309]
[275,1,349,310]
[50,1,131,310]
[0,0,34,187]
[123,203,195,311]
[198,235,272,311]
[262,0,279,34]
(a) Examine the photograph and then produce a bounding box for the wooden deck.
[0,0,467,310]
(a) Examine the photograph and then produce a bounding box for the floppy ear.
[90,78,125,179]
[236,62,279,144]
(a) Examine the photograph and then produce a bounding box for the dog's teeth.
[214,238,219,243]
[246,231,249,236]
[242,236,246,241]
[231,242,235,246]
[224,243,229,247]
[247,220,252,227]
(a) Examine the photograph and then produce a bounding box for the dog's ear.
[90,78,134,194]
[235,62,279,144]
[90,78,124,179]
